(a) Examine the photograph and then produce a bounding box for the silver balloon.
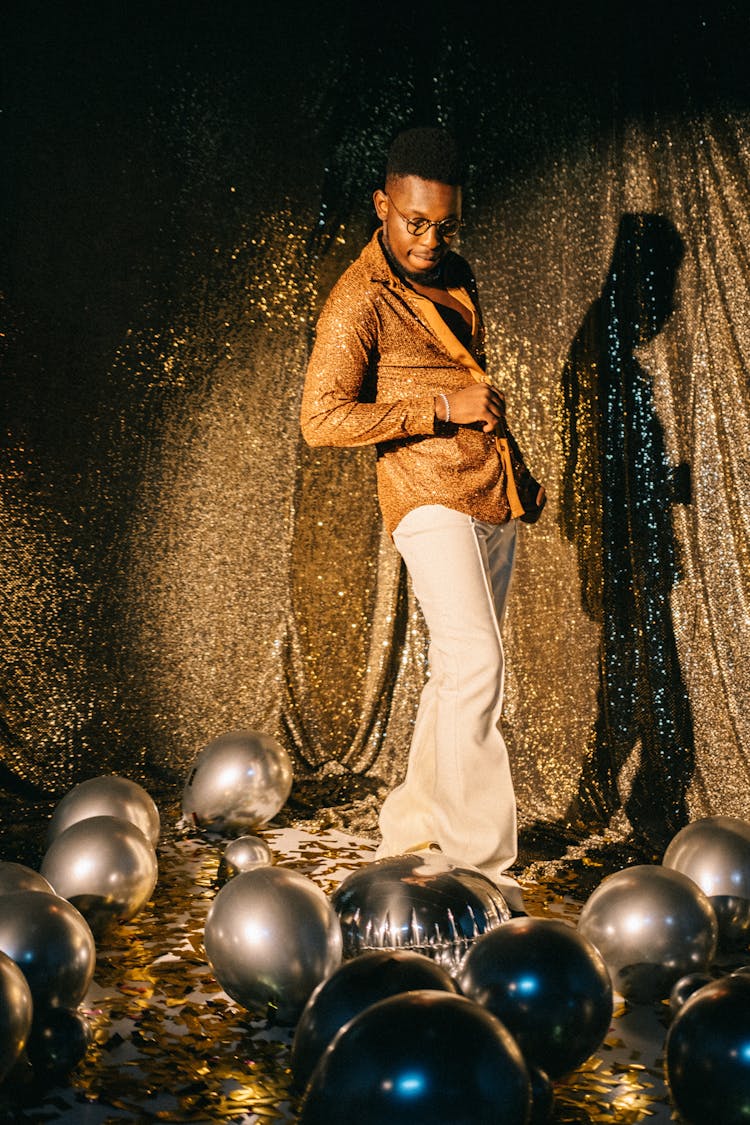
[204,866,342,1024]
[47,774,160,846]
[664,816,750,949]
[0,890,95,1008]
[217,835,273,884]
[578,864,718,1002]
[0,950,33,1084]
[0,861,54,897]
[41,815,158,936]
[183,730,293,834]
[331,852,511,975]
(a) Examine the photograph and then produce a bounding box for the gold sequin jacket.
[301,231,525,534]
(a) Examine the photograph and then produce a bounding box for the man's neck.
[380,230,445,288]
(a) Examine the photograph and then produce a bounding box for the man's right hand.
[436,384,506,433]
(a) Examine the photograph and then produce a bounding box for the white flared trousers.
[376,504,519,887]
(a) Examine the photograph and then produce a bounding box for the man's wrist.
[435,393,451,423]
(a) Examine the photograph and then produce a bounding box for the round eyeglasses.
[386,192,461,240]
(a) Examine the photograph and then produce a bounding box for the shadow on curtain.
[559,213,695,850]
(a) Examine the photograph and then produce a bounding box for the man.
[301,127,542,909]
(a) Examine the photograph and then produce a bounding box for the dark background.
[3,0,749,813]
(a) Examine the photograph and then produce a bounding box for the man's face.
[373,175,462,282]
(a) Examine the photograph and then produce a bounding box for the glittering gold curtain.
[3,5,750,841]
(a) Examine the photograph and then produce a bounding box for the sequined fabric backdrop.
[3,2,750,846]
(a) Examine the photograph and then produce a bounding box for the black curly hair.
[385,126,463,186]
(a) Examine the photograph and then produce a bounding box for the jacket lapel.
[408,288,526,519]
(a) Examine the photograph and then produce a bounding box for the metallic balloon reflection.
[578,865,718,1003]
[47,774,161,847]
[331,853,511,975]
[666,973,750,1124]
[0,861,54,897]
[291,949,458,1090]
[182,730,293,834]
[458,917,613,1079]
[217,835,273,885]
[41,815,158,936]
[299,991,531,1125]
[204,866,342,1024]
[0,891,95,1009]
[663,816,750,949]
[0,950,33,1084]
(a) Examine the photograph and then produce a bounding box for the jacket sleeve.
[300,282,437,448]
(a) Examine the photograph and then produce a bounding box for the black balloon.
[710,895,750,951]
[668,972,715,1018]
[26,1007,93,1081]
[666,973,750,1124]
[529,1066,555,1124]
[458,917,613,1079]
[291,949,458,1089]
[298,990,531,1125]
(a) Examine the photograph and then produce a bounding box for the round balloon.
[204,866,341,1024]
[458,916,613,1079]
[182,730,293,833]
[0,890,95,1009]
[664,817,750,949]
[299,990,531,1125]
[217,835,273,884]
[331,852,511,975]
[578,865,718,1002]
[26,1006,93,1081]
[708,897,750,949]
[291,949,458,1089]
[669,972,716,1018]
[529,1066,555,1124]
[47,774,160,846]
[666,972,750,1124]
[0,861,54,897]
[41,815,158,936]
[0,950,33,1084]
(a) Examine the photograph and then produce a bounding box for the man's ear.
[372,188,388,222]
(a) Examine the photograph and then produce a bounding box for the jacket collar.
[362,230,402,285]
